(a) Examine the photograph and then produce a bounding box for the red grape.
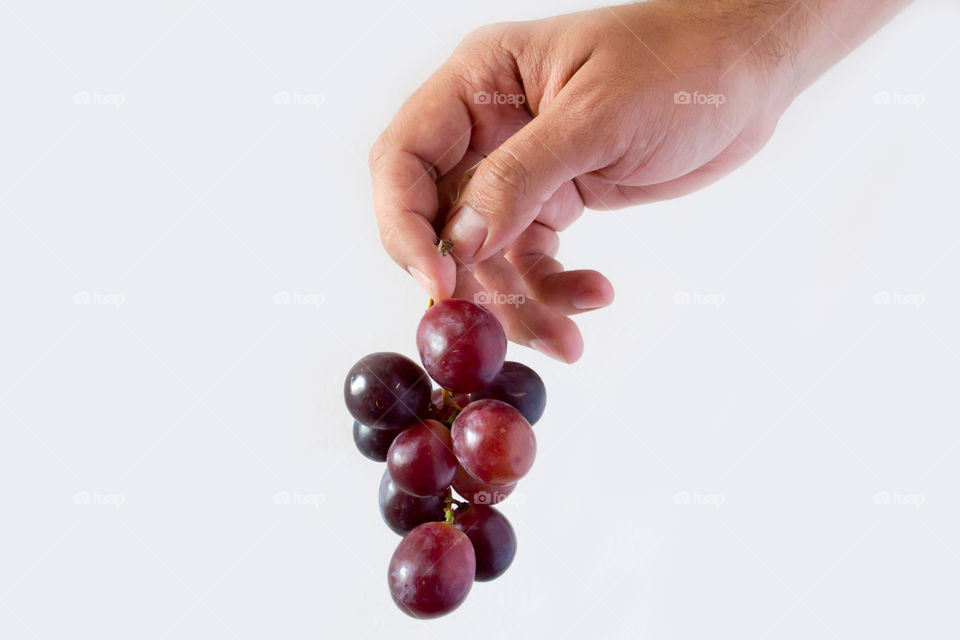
[344,352,431,429]
[454,505,517,581]
[416,299,506,393]
[386,419,457,497]
[470,361,547,425]
[389,521,475,618]
[452,466,516,505]
[352,420,404,462]
[451,399,536,485]
[378,470,445,535]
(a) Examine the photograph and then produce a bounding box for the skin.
[370,0,915,363]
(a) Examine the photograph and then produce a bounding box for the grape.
[470,361,547,425]
[454,505,517,581]
[416,299,507,393]
[388,521,475,618]
[344,352,432,429]
[386,419,458,497]
[452,466,516,505]
[352,420,403,462]
[378,470,445,535]
[451,399,536,485]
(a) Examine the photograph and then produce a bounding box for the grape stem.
[442,489,455,524]
[441,389,462,412]
[441,489,469,524]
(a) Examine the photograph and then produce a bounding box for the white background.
[1,1,958,638]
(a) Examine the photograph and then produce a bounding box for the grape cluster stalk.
[343,298,547,618]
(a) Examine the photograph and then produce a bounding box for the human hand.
[369,0,910,362]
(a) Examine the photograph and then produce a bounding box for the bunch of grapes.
[344,298,547,619]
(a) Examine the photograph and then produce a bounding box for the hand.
[369,0,910,362]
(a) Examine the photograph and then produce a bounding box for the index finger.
[369,66,473,300]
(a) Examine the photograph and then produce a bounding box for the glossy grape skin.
[454,505,517,582]
[386,420,458,497]
[378,470,446,535]
[344,352,432,429]
[352,420,403,462]
[452,466,516,505]
[416,299,507,393]
[470,361,547,425]
[451,399,536,485]
[388,522,476,618]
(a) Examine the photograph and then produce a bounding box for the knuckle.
[368,138,389,171]
[476,149,529,204]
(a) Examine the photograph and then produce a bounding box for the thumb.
[441,98,594,263]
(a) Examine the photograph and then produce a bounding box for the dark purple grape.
[388,522,475,618]
[378,470,445,535]
[452,466,516,505]
[344,352,432,429]
[386,419,457,497]
[416,299,507,393]
[454,505,516,581]
[352,420,403,462]
[451,399,536,485]
[470,361,546,425]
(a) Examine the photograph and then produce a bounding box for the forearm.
[715,0,916,105]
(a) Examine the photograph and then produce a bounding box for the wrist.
[704,0,914,109]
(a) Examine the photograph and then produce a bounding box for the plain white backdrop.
[1,1,958,638]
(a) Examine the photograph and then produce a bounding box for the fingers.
[529,270,615,314]
[470,253,585,363]
[370,67,473,299]
[507,222,614,315]
[440,75,602,265]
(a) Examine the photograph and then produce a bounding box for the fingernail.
[446,205,486,259]
[573,290,608,310]
[407,266,433,296]
[530,338,566,363]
